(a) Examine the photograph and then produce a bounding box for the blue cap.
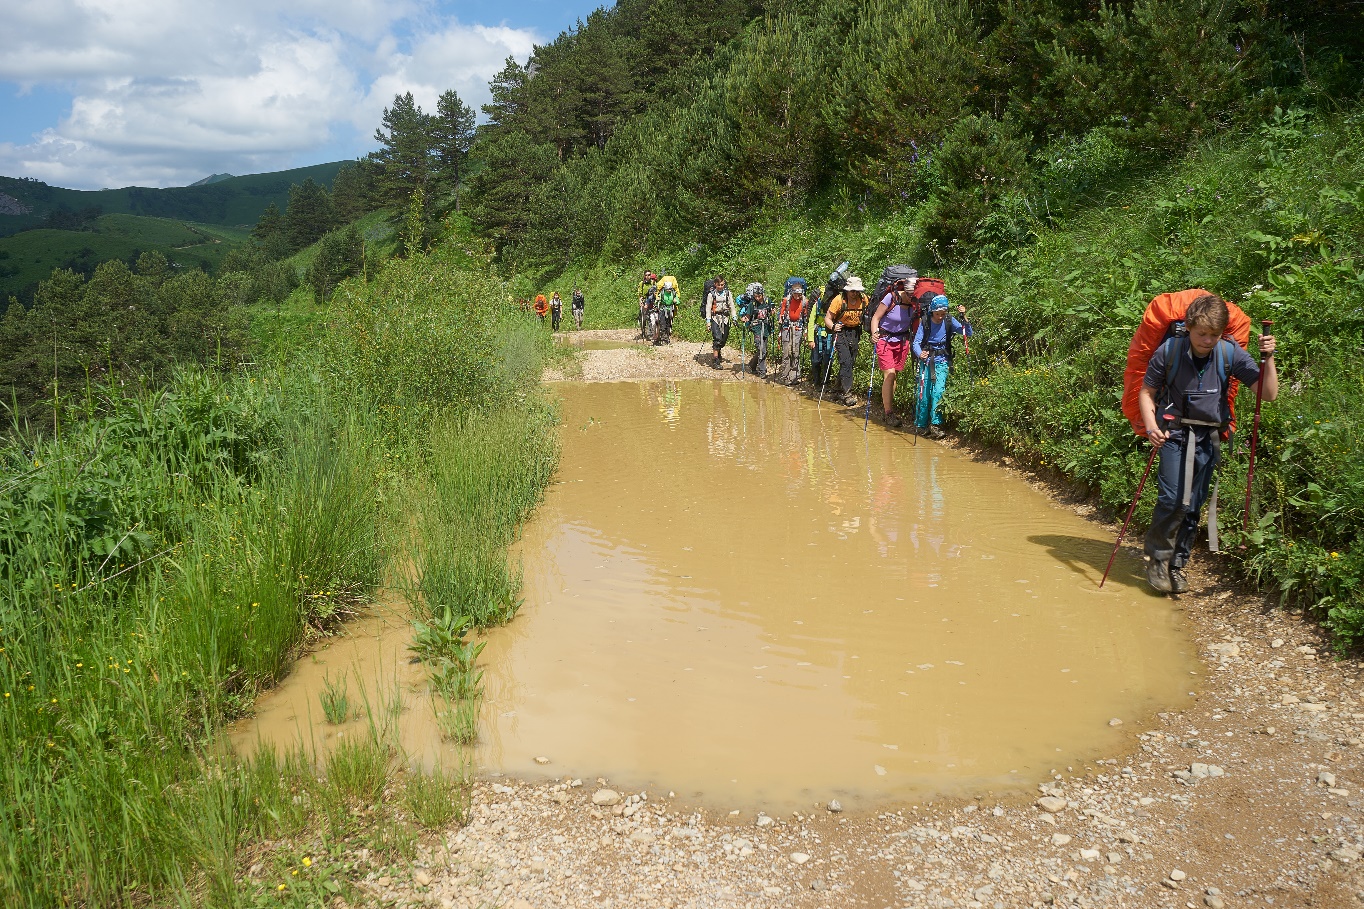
[930,294,949,311]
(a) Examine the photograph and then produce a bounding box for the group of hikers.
[692,265,972,438]
[634,271,681,344]
[526,288,587,331]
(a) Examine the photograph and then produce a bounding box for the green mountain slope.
[0,214,250,302]
[0,160,348,237]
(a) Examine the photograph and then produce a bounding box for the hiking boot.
[1169,567,1190,594]
[841,392,861,407]
[928,425,946,440]
[1145,559,1173,594]
[885,412,902,428]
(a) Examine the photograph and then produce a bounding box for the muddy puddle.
[232,379,1195,811]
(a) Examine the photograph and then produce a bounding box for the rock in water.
[592,789,621,806]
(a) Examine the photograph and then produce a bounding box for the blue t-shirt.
[912,316,972,359]
[1143,338,1261,425]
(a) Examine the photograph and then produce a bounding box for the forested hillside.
[0,162,347,237]
[466,0,1362,271]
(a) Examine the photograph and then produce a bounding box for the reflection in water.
[233,379,1194,812]
[478,381,1193,808]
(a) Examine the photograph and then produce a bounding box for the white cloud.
[358,23,540,132]
[0,1,539,188]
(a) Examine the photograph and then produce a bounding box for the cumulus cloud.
[0,0,540,188]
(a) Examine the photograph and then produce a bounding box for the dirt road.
[329,333,1363,908]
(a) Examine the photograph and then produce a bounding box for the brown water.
[232,379,1194,810]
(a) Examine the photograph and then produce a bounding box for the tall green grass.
[0,239,561,904]
[413,405,559,628]
[0,370,383,905]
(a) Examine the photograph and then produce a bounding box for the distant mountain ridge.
[0,161,348,238]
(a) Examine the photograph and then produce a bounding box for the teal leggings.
[915,358,949,428]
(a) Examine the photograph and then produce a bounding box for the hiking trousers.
[749,326,769,377]
[710,318,731,353]
[572,306,583,329]
[834,328,862,395]
[779,322,802,383]
[551,307,561,331]
[914,357,949,428]
[1144,427,1221,569]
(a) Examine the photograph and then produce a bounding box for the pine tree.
[251,202,289,259]
[332,161,379,221]
[308,226,364,302]
[283,179,338,253]
[432,90,476,210]
[370,93,436,208]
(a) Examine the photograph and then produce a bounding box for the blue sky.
[0,0,604,190]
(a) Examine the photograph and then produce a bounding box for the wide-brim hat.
[844,276,865,293]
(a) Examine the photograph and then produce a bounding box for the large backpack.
[1121,289,1251,438]
[701,278,715,318]
[864,265,919,332]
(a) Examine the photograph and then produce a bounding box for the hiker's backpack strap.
[1219,340,1237,441]
[1159,335,1186,414]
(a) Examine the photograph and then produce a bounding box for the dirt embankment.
[332,332,1362,909]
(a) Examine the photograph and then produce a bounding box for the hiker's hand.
[919,350,930,361]
[1146,423,1170,447]
[807,341,815,350]
[957,305,967,317]
[1259,334,1276,357]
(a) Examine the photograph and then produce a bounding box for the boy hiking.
[823,276,869,405]
[705,277,733,369]
[912,295,972,436]
[778,278,807,385]
[550,290,563,331]
[1138,293,1277,594]
[571,287,585,329]
[738,283,773,378]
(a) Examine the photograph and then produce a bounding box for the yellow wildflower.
[302,857,312,867]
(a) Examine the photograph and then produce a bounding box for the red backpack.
[1121,289,1251,439]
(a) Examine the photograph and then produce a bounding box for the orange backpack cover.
[534,294,548,315]
[1121,289,1251,437]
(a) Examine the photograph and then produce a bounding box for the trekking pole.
[910,359,923,446]
[1242,319,1274,540]
[1099,439,1161,589]
[740,328,746,379]
[817,336,835,407]
[863,344,877,432]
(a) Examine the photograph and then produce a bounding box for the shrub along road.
[270,341,1364,909]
